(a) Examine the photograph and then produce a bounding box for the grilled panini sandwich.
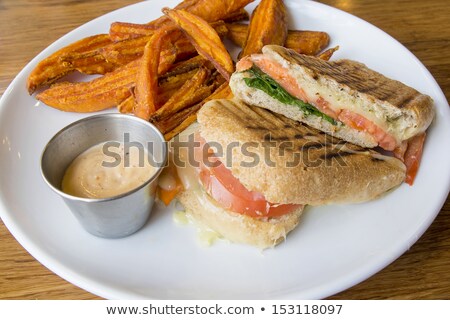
[174,99,406,248]
[230,45,435,184]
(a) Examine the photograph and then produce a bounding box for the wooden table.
[0,0,449,300]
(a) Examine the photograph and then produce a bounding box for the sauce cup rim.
[40,113,168,203]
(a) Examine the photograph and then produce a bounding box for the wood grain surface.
[0,0,449,300]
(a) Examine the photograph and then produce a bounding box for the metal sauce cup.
[41,113,167,238]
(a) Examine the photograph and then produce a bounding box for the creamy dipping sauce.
[62,142,157,198]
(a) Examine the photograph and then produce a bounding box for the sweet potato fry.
[159,68,199,91]
[99,36,152,65]
[27,34,113,94]
[108,0,198,42]
[157,68,200,106]
[100,22,227,67]
[109,21,166,42]
[110,19,230,42]
[118,67,202,114]
[222,8,249,23]
[208,82,234,100]
[155,88,180,108]
[150,66,211,123]
[177,0,254,24]
[161,79,229,140]
[110,0,253,41]
[155,101,202,134]
[163,8,234,81]
[117,94,135,114]
[164,113,198,141]
[36,60,139,112]
[317,46,339,61]
[111,20,229,42]
[134,29,167,121]
[158,46,179,76]
[285,30,330,56]
[100,36,194,68]
[226,23,330,56]
[204,20,230,41]
[224,23,248,47]
[108,0,198,41]
[162,55,206,79]
[58,51,117,75]
[156,80,226,134]
[173,0,200,10]
[240,0,288,57]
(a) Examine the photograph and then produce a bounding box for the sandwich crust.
[197,99,406,205]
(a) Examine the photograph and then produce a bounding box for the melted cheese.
[169,122,223,246]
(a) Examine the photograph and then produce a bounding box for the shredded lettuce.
[243,65,337,125]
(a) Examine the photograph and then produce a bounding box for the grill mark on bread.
[319,151,353,160]
[357,83,376,94]
[272,135,290,141]
[273,46,424,108]
[305,131,325,136]
[398,93,417,109]
[216,99,261,130]
[221,100,331,147]
[245,125,268,131]
[301,142,325,150]
[230,101,360,161]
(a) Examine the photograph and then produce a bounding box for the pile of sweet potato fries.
[27,0,336,140]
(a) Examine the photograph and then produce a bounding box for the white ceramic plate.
[1,0,449,299]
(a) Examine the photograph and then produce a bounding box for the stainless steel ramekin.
[41,113,167,238]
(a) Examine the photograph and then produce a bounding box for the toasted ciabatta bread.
[197,99,406,205]
[230,45,434,150]
[177,188,304,249]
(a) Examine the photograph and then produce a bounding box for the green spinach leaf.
[243,66,337,125]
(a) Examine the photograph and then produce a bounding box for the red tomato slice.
[403,133,426,185]
[193,133,302,218]
[338,109,398,151]
[393,141,408,162]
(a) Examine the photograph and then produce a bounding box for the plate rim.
[1,0,449,299]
